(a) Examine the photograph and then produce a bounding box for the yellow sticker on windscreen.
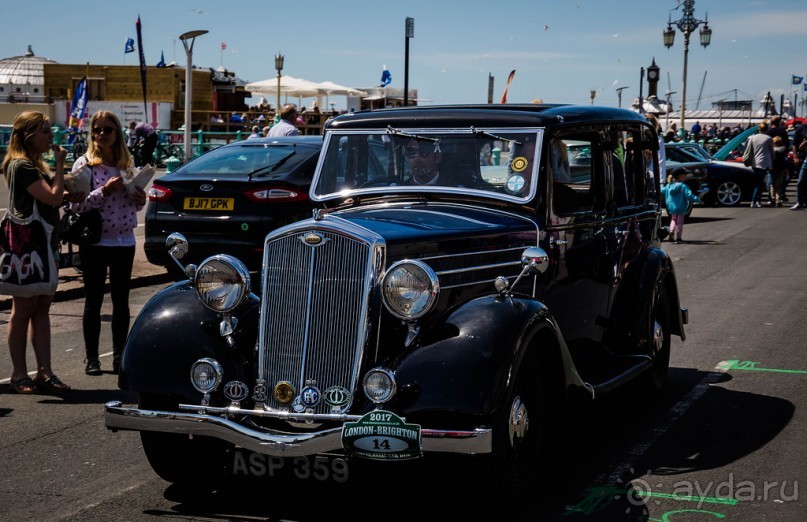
[511,157,529,172]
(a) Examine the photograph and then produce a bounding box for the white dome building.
[0,45,58,103]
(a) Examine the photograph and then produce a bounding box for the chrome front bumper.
[104,401,492,456]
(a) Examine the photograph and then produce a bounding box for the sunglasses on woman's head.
[92,126,116,135]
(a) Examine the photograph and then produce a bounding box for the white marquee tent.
[245,76,367,109]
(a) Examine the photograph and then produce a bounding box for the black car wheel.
[481,355,545,501]
[716,180,742,206]
[139,394,230,487]
[638,286,671,395]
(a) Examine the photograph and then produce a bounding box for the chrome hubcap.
[717,182,741,205]
[508,395,529,448]
[651,319,664,358]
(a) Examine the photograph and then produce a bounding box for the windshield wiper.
[248,151,296,180]
[386,125,441,143]
[470,127,522,146]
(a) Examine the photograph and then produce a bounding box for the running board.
[583,355,653,400]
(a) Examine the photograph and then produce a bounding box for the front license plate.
[183,197,234,211]
[231,451,349,483]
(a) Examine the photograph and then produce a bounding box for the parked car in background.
[144,136,323,271]
[107,104,689,509]
[666,141,757,207]
[712,125,758,163]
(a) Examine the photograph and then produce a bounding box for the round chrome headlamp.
[381,260,439,320]
[190,358,223,393]
[194,255,250,313]
[363,368,397,404]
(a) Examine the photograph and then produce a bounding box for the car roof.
[219,135,323,149]
[326,104,652,131]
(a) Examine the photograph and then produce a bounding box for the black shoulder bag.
[59,162,103,247]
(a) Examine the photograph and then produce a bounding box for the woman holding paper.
[69,110,146,375]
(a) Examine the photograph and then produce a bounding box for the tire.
[477,354,546,503]
[638,286,671,395]
[138,394,230,487]
[715,180,742,206]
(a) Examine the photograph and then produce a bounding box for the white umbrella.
[313,81,368,110]
[313,81,367,97]
[245,75,321,98]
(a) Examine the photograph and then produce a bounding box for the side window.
[614,127,644,208]
[552,137,599,216]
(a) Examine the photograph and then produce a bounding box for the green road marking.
[638,490,739,506]
[717,360,807,375]
[564,486,738,516]
[650,509,727,521]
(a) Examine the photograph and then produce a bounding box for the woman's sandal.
[34,375,71,395]
[10,376,38,394]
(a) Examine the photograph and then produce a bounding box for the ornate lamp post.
[274,53,284,121]
[179,29,208,161]
[663,0,712,133]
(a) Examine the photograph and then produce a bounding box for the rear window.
[181,143,318,177]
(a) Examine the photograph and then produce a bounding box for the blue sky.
[4,0,807,115]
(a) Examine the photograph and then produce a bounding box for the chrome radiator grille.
[259,228,375,414]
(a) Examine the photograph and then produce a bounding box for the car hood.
[289,203,540,261]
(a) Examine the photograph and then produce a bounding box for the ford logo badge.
[200,184,214,192]
[223,380,249,402]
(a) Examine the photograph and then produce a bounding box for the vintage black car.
[105,105,688,503]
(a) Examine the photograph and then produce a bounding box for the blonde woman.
[1,111,70,394]
[69,111,146,375]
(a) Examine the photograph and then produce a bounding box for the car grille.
[257,225,381,414]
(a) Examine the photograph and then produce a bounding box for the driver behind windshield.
[405,140,443,185]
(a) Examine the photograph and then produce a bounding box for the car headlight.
[363,368,396,404]
[381,260,439,320]
[194,255,250,313]
[190,358,223,393]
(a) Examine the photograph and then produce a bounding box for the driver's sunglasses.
[92,126,116,135]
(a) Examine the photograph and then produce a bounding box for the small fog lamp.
[190,358,223,393]
[363,368,397,404]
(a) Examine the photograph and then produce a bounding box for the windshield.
[180,143,316,178]
[311,128,543,203]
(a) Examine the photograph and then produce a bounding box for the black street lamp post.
[663,0,712,133]
[275,53,284,120]
[404,17,414,106]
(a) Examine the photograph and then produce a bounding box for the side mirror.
[165,233,191,276]
[520,246,549,275]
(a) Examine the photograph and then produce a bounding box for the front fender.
[119,281,260,400]
[391,294,572,423]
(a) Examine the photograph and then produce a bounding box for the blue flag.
[125,37,135,54]
[67,77,88,145]
[156,51,165,68]
[792,75,804,86]
[380,67,392,87]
